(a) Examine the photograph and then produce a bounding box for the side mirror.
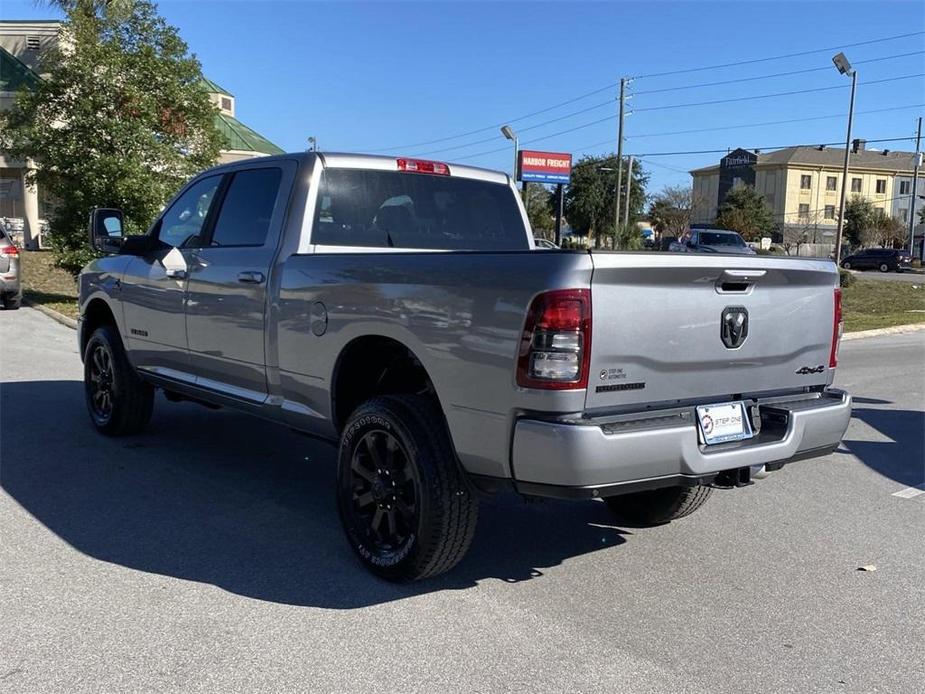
[88,208,124,254]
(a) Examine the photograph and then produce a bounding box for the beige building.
[691,140,922,246]
[0,19,283,248]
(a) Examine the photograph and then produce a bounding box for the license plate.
[696,401,754,445]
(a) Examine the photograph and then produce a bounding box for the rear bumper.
[511,389,851,499]
[0,275,21,294]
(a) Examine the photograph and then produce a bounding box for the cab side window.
[209,168,282,247]
[158,176,221,248]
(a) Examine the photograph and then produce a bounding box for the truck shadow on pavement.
[1,380,630,608]
[844,407,925,487]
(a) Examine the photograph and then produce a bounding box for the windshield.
[700,231,745,247]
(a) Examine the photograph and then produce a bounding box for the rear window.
[311,168,528,250]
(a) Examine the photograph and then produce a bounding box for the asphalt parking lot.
[1,308,923,693]
[844,268,925,283]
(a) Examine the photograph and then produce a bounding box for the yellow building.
[691,140,922,245]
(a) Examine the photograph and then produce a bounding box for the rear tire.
[605,485,713,526]
[83,325,154,436]
[1,292,21,310]
[879,262,889,272]
[336,394,479,582]
[841,261,852,270]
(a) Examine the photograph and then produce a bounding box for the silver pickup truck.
[78,152,852,581]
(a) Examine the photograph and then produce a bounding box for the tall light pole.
[832,52,856,263]
[908,116,922,256]
[501,125,518,181]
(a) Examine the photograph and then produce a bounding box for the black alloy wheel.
[346,428,420,555]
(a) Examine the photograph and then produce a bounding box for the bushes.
[839,268,857,288]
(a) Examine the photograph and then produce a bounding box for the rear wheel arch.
[331,335,444,433]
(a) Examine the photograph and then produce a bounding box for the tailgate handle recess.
[716,269,765,293]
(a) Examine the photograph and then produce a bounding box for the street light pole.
[614,77,626,243]
[832,52,856,263]
[623,155,634,229]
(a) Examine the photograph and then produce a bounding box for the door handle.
[237,271,265,284]
[165,268,187,279]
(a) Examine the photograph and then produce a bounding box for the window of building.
[220,96,232,112]
[824,205,836,220]
[800,175,812,190]
[798,203,810,220]
[210,168,282,247]
[826,176,837,191]
[851,177,862,193]
[875,179,886,194]
[26,36,40,50]
[899,181,911,195]
[899,208,909,221]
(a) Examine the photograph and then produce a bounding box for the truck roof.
[202,151,511,186]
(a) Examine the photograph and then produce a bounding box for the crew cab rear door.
[184,160,295,401]
[584,253,839,413]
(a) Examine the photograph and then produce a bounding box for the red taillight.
[517,289,591,390]
[0,245,19,257]
[397,158,450,175]
[829,287,843,368]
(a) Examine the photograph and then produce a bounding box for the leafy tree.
[563,154,647,247]
[523,183,555,236]
[842,196,878,248]
[648,185,697,239]
[715,186,774,241]
[2,0,223,273]
[873,209,905,248]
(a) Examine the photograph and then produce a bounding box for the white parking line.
[891,486,925,499]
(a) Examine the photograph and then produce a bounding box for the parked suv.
[669,228,755,255]
[841,248,913,273]
[0,221,22,310]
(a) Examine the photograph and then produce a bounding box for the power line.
[630,135,915,158]
[634,74,924,113]
[629,104,925,139]
[363,32,925,152]
[634,30,925,78]
[415,74,923,159]
[448,105,925,163]
[632,50,925,95]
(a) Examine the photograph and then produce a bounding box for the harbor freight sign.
[518,150,572,184]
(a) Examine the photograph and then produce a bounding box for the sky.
[5,0,925,193]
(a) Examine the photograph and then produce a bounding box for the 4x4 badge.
[795,365,825,375]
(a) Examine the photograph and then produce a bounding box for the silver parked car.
[670,228,756,255]
[0,221,22,310]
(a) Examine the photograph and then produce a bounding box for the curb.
[23,300,78,330]
[842,323,925,341]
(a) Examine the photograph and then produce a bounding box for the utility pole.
[623,155,634,230]
[908,116,922,257]
[613,77,627,247]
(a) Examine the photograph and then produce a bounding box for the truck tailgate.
[585,252,839,412]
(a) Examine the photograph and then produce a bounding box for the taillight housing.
[0,245,19,257]
[517,289,591,390]
[397,158,450,175]
[829,287,843,368]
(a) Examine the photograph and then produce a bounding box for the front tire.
[84,325,154,436]
[1,292,20,310]
[879,262,889,272]
[841,261,852,270]
[605,485,713,526]
[337,395,478,581]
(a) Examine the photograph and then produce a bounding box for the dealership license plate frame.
[696,401,754,446]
